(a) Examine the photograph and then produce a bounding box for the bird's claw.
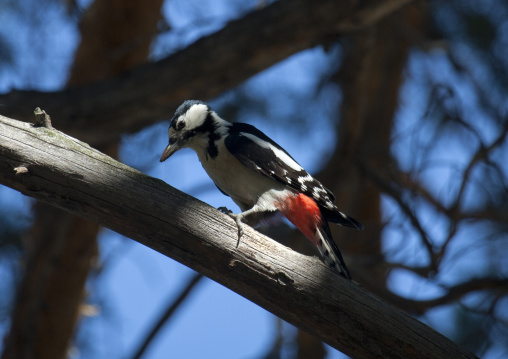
[218,207,245,247]
[227,213,244,248]
[218,206,233,214]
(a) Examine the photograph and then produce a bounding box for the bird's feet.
[228,213,244,243]
[228,213,245,246]
[218,207,245,247]
[218,206,233,215]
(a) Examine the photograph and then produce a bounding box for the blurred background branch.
[0,0,507,358]
[0,0,414,147]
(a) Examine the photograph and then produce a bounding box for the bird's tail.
[323,208,364,230]
[315,221,352,280]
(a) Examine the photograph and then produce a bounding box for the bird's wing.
[224,123,363,230]
[224,123,335,204]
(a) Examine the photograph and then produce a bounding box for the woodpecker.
[160,100,363,279]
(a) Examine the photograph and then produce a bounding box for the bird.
[160,100,363,279]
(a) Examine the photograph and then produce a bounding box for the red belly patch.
[276,193,321,244]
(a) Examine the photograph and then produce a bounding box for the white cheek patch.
[184,104,209,129]
[241,133,303,171]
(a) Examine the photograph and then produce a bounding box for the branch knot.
[33,107,53,129]
[14,166,29,175]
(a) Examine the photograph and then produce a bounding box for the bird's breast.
[197,142,285,209]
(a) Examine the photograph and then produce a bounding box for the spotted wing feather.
[224,123,362,230]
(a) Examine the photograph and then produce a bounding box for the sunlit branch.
[0,113,478,359]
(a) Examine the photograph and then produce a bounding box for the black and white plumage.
[160,100,363,279]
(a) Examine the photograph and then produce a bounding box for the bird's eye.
[176,120,186,131]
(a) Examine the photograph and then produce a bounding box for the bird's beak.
[160,137,182,162]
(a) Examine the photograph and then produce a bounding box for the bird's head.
[160,100,219,162]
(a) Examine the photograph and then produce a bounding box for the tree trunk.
[322,3,426,290]
[1,1,163,358]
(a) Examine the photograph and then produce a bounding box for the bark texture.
[0,114,479,359]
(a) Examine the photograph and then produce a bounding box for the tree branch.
[0,0,414,147]
[368,276,508,316]
[0,114,476,359]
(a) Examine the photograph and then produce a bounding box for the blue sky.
[1,1,507,358]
